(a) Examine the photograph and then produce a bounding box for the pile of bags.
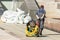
[1,8,31,24]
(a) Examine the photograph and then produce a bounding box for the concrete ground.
[0,20,60,40]
[0,29,20,40]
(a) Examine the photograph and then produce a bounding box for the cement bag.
[17,14,25,24]
[16,8,25,24]
[6,15,18,23]
[16,8,24,14]
[1,10,12,22]
[24,13,31,24]
[1,10,19,23]
[16,8,25,16]
[1,8,25,23]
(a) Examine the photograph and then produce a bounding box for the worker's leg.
[40,19,44,35]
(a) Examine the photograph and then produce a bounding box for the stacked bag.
[1,8,31,24]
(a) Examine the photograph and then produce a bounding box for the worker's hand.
[41,14,44,19]
[36,15,39,19]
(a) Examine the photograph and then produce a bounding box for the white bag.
[1,9,25,23]
[17,15,25,24]
[24,13,31,24]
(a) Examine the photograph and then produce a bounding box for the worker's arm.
[36,15,39,19]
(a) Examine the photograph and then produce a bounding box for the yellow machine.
[25,25,39,37]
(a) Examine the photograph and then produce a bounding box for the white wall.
[36,0,60,18]
[1,1,24,10]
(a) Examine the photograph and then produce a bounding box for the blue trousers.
[40,19,44,30]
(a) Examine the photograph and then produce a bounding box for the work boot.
[40,30,42,36]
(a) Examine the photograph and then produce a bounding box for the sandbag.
[24,13,31,24]
[17,14,25,24]
[1,10,18,23]
[1,9,25,23]
[1,8,31,24]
